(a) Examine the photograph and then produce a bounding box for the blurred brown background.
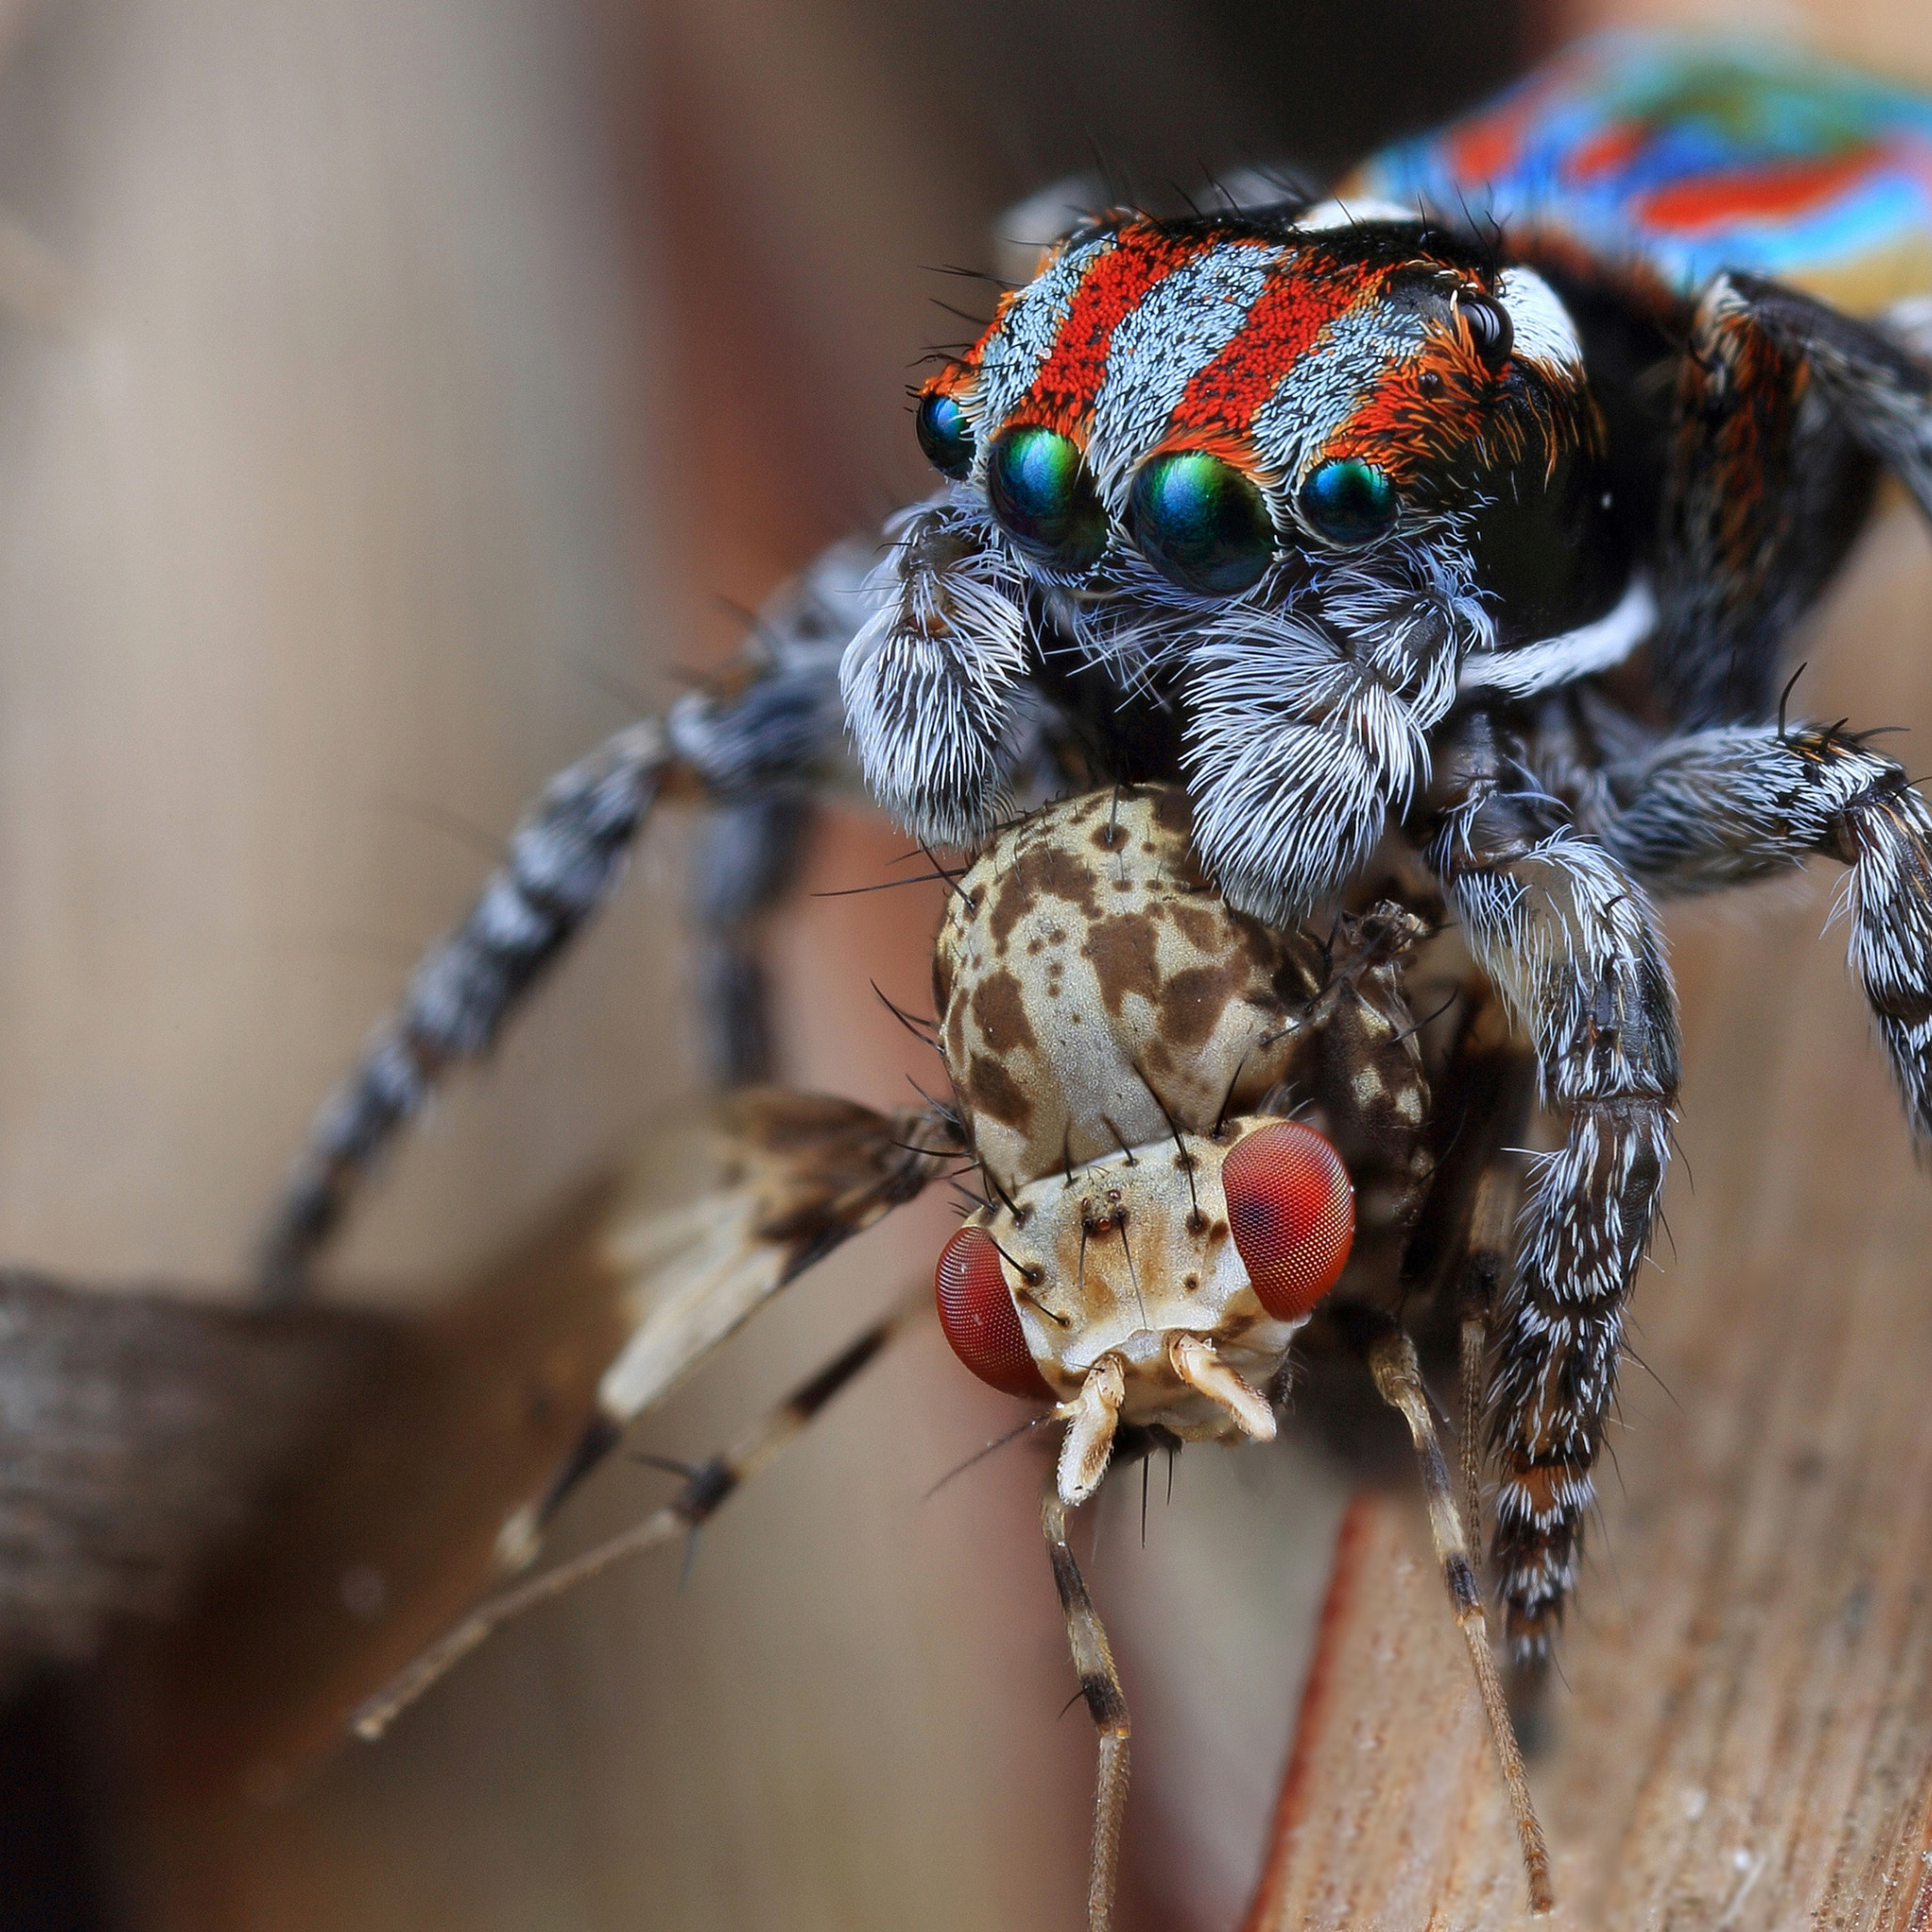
[0,0,1924,1927]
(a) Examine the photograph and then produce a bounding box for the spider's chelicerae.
[270,34,1932,1915]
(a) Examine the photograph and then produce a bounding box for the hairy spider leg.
[1423,710,1680,1658]
[352,1291,928,1741]
[258,544,875,1305]
[1598,723,1932,1139]
[1654,273,1932,729]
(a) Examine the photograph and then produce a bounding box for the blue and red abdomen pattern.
[1353,34,1932,317]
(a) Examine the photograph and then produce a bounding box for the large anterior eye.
[916,391,975,479]
[985,425,1108,573]
[935,1224,1051,1398]
[1127,450,1274,595]
[1223,1121,1355,1321]
[1299,458,1398,548]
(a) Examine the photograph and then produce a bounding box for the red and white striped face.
[913,210,1595,594]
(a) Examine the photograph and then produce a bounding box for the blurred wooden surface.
[4,0,1931,1926]
[1244,506,1932,1930]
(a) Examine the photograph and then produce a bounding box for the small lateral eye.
[935,1224,1052,1399]
[1222,1121,1355,1322]
[1299,458,1398,548]
[985,425,1108,574]
[1457,291,1513,368]
[1127,450,1274,596]
[916,391,975,479]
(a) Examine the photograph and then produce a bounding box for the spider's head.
[915,206,1620,642]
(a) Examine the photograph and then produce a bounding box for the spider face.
[851,209,1641,922]
[915,209,1615,626]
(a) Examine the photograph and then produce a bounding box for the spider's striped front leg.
[1598,723,1932,1138]
[1423,712,1680,1657]
[259,544,869,1301]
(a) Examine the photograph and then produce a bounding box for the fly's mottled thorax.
[934,786,1323,1194]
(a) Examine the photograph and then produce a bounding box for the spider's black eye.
[1458,291,1513,368]
[986,425,1108,573]
[916,391,975,479]
[1299,458,1398,548]
[1126,450,1274,596]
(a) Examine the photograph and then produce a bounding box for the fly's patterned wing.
[495,1089,958,1566]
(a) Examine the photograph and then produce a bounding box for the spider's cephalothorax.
[846,208,1628,924]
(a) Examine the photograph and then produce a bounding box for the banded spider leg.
[1423,709,1681,1659]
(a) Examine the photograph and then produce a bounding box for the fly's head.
[935,1114,1356,1503]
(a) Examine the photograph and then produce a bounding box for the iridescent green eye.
[985,425,1108,573]
[1299,458,1398,548]
[916,391,975,479]
[1127,450,1274,595]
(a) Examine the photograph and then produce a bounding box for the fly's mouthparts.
[1168,1333,1276,1441]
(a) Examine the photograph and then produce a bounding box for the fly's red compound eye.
[934,1225,1051,1400]
[1223,1122,1355,1322]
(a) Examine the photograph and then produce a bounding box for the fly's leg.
[353,1291,926,1740]
[1041,1485,1131,1932]
[1654,270,1932,727]
[1423,712,1680,1657]
[258,544,867,1303]
[1456,1161,1523,1553]
[1306,903,1438,1239]
[1598,722,1932,1138]
[1399,976,1537,1554]
[1355,1314,1555,1915]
